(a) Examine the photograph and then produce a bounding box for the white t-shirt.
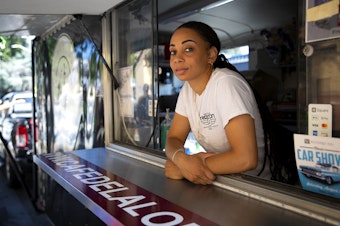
[176,68,270,178]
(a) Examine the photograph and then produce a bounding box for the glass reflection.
[34,16,105,155]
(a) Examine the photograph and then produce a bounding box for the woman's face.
[169,28,216,82]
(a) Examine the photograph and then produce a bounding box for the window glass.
[221,45,249,71]
[304,39,340,137]
[115,0,156,148]
[157,0,300,185]
[114,0,300,180]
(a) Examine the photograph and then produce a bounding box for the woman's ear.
[209,46,218,63]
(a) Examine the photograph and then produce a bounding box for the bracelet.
[171,148,184,162]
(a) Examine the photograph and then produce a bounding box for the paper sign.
[308,104,332,137]
[306,0,340,43]
[294,134,340,199]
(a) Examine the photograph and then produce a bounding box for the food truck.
[0,0,339,225]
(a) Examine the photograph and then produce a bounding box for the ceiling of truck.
[0,0,124,15]
[157,0,297,47]
[0,0,297,46]
[0,0,124,36]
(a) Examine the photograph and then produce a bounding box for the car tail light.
[16,124,29,148]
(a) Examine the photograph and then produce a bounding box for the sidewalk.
[0,160,53,226]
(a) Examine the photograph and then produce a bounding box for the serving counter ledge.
[34,147,338,226]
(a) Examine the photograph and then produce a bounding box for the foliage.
[0,36,31,97]
[0,35,27,62]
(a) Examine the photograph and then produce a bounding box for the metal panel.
[34,148,340,225]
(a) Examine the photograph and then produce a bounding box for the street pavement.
[0,160,53,226]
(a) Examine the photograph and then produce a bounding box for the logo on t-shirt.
[200,113,216,127]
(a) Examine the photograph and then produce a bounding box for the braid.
[214,54,239,72]
[214,54,272,177]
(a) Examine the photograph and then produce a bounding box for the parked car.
[0,91,34,187]
[299,162,340,185]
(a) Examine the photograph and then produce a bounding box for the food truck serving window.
[105,1,340,220]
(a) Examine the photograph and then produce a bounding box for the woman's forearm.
[204,151,257,175]
[165,137,186,162]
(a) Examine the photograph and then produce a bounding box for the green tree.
[0,35,26,62]
[0,36,30,97]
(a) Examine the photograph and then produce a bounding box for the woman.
[165,21,270,185]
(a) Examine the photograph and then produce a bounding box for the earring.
[208,62,213,71]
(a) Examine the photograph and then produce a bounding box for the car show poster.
[306,0,340,43]
[294,134,340,199]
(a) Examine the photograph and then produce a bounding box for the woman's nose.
[172,55,183,63]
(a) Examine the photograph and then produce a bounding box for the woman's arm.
[164,113,257,184]
[165,113,215,184]
[205,114,258,174]
[164,113,190,160]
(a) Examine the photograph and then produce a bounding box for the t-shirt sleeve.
[216,76,257,128]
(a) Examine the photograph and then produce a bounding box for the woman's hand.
[165,152,216,184]
[164,113,216,185]
[175,152,216,185]
[165,159,184,180]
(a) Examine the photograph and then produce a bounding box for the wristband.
[171,148,184,162]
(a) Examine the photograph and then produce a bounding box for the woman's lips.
[175,68,187,75]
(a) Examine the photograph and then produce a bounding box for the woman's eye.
[169,47,193,56]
